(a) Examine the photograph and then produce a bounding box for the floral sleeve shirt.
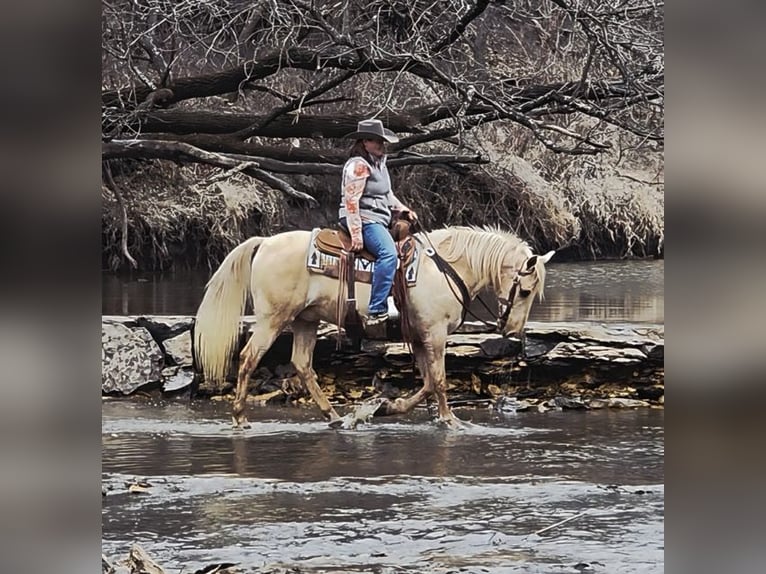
[342,159,371,244]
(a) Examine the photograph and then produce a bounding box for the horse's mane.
[424,225,536,292]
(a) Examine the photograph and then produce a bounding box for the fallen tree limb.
[103,139,488,174]
[102,139,319,205]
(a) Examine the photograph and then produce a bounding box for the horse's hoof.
[231,416,251,430]
[437,415,468,430]
[328,417,346,429]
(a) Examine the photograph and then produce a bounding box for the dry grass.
[565,173,664,259]
[102,161,285,271]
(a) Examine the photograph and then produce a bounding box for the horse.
[193,226,554,428]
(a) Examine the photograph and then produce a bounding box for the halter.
[496,266,536,331]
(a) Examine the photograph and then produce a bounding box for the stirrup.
[364,312,388,327]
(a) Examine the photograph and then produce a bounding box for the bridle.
[416,229,537,333]
[496,266,536,331]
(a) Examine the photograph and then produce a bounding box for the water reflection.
[531,259,664,323]
[102,402,663,484]
[102,270,208,316]
[102,259,663,323]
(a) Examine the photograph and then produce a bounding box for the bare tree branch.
[103,139,319,206]
[102,0,663,167]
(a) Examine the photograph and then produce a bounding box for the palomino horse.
[194,226,554,428]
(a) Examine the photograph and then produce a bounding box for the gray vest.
[339,156,393,226]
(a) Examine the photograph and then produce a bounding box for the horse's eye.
[519,289,531,298]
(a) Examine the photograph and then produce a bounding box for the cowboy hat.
[343,118,399,143]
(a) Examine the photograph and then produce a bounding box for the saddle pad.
[307,228,423,285]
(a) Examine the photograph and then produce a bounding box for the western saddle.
[313,218,417,349]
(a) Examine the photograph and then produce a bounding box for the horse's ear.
[539,250,555,265]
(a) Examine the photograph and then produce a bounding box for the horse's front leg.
[233,321,281,428]
[291,318,340,421]
[376,341,433,415]
[429,340,464,428]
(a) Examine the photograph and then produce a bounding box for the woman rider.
[338,118,418,327]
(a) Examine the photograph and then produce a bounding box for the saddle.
[315,223,417,269]
[315,228,375,262]
[314,220,418,350]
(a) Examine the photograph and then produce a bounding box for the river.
[102,260,664,573]
[102,402,663,573]
[102,259,664,323]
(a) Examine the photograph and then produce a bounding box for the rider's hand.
[350,236,364,252]
[405,209,418,222]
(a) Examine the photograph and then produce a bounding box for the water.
[102,259,664,571]
[102,401,664,573]
[102,259,664,323]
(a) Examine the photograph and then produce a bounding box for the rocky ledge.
[102,316,663,409]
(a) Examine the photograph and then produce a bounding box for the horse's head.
[497,250,555,337]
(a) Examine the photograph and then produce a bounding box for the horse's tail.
[194,236,265,387]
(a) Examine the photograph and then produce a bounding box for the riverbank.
[102,155,664,271]
[102,316,664,411]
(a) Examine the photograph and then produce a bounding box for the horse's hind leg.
[291,318,340,421]
[233,320,282,428]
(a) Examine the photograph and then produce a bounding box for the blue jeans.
[340,219,397,314]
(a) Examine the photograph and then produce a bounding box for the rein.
[416,230,515,332]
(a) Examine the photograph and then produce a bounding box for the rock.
[102,317,664,399]
[551,395,587,410]
[135,315,194,341]
[479,336,520,357]
[448,333,502,349]
[103,316,138,328]
[102,323,164,394]
[128,484,151,494]
[643,342,664,363]
[373,371,401,398]
[526,321,663,347]
[162,330,193,366]
[587,398,610,409]
[635,385,664,401]
[456,321,495,334]
[607,397,650,408]
[495,396,534,413]
[486,384,503,397]
[274,363,296,378]
[162,368,195,393]
[522,337,556,358]
[447,345,482,357]
[544,342,647,366]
